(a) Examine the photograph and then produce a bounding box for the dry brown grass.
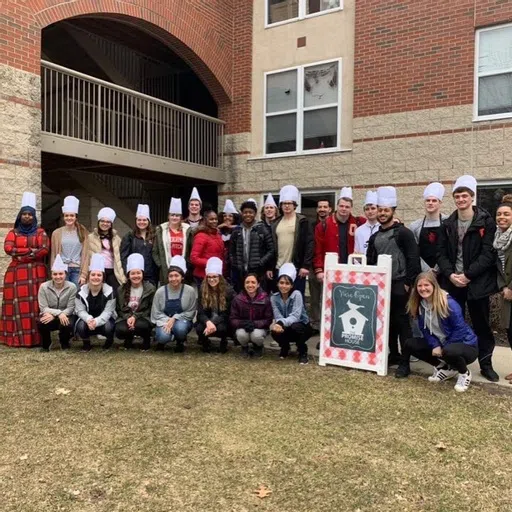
[1,343,512,512]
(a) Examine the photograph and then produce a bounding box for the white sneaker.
[454,371,472,393]
[428,365,458,383]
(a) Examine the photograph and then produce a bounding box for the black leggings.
[403,337,478,374]
[115,318,153,349]
[104,269,120,298]
[37,317,75,349]
[271,322,311,357]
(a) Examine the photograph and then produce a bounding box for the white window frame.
[264,58,342,158]
[473,23,512,122]
[265,0,343,29]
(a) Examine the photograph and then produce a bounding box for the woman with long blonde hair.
[395,271,478,393]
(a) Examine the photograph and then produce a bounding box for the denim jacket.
[270,290,309,327]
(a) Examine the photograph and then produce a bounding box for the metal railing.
[41,60,224,169]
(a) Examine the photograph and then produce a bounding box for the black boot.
[102,339,114,350]
[141,337,151,352]
[123,336,134,350]
[241,345,249,358]
[175,340,185,353]
[200,335,211,353]
[82,339,92,352]
[219,337,228,354]
[395,362,411,379]
[480,365,499,382]
[253,345,263,359]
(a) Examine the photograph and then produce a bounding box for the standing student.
[261,194,278,233]
[196,257,235,353]
[151,255,197,352]
[271,185,314,298]
[115,253,156,351]
[409,183,448,272]
[120,204,158,286]
[437,175,498,382]
[75,254,117,351]
[184,187,203,229]
[397,272,478,393]
[367,186,421,373]
[88,207,126,295]
[0,192,49,348]
[50,195,89,287]
[218,199,239,282]
[270,263,312,364]
[153,197,191,285]
[495,195,512,383]
[37,255,76,352]
[354,191,380,255]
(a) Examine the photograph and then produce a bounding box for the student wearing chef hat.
[115,253,156,351]
[74,254,117,351]
[437,175,499,382]
[218,199,240,284]
[120,204,158,287]
[366,186,421,378]
[88,207,126,297]
[37,255,77,352]
[51,195,90,288]
[261,194,279,233]
[0,192,50,348]
[184,187,203,229]
[354,191,380,255]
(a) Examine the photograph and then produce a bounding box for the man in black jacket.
[367,186,421,376]
[437,175,498,382]
[230,200,275,292]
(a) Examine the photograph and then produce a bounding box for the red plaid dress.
[0,228,49,347]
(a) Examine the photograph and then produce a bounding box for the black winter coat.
[230,222,275,275]
[437,207,498,300]
[120,231,159,284]
[197,285,235,327]
[271,214,314,270]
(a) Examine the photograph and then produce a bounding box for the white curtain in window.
[267,70,298,113]
[479,26,512,74]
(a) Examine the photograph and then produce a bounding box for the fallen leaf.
[70,489,81,496]
[55,388,71,396]
[254,484,272,499]
[19,454,28,461]
[435,442,447,451]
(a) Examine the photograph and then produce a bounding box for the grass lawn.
[1,343,511,512]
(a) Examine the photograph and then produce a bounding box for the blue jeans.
[155,320,193,344]
[67,267,81,287]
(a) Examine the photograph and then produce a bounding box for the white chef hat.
[127,253,144,273]
[62,195,79,214]
[223,199,238,215]
[423,182,445,201]
[279,185,300,204]
[278,263,297,283]
[453,175,477,195]
[97,207,116,223]
[377,186,397,207]
[51,254,68,272]
[264,194,277,208]
[89,253,105,272]
[338,187,353,201]
[364,191,378,206]
[169,197,182,215]
[189,187,202,204]
[136,204,150,220]
[168,255,187,276]
[21,192,36,210]
[247,198,258,208]
[205,257,223,276]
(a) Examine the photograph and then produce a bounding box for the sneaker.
[454,370,472,392]
[480,366,499,383]
[394,363,410,379]
[299,353,309,365]
[269,340,279,348]
[410,356,419,362]
[428,365,458,383]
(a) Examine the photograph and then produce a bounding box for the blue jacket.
[418,295,478,349]
[271,290,309,327]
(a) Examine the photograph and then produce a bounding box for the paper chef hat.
[169,197,183,215]
[189,187,202,204]
[127,253,145,273]
[264,194,277,208]
[97,207,116,223]
[364,191,378,206]
[62,195,79,214]
[377,186,397,208]
[51,254,68,272]
[278,263,297,283]
[89,253,105,272]
[21,192,36,210]
[205,257,223,276]
[453,175,477,195]
[279,185,300,204]
[223,199,238,215]
[168,255,187,275]
[423,182,445,201]
[338,187,353,201]
[136,204,150,220]
[247,198,258,208]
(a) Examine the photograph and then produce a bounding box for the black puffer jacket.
[120,231,158,284]
[271,214,314,270]
[437,207,498,300]
[230,222,275,275]
[197,285,236,327]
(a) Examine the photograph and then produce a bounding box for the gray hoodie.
[38,280,77,317]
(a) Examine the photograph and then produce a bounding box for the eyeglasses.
[281,202,294,207]
[207,276,220,280]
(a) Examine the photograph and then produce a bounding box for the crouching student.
[37,254,77,351]
[75,254,117,351]
[396,271,478,393]
[270,263,312,365]
[230,274,272,358]
[151,255,197,352]
[196,257,235,353]
[115,253,155,351]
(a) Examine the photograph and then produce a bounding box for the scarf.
[14,207,38,236]
[493,225,512,252]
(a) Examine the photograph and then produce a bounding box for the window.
[477,183,512,219]
[261,190,336,217]
[265,60,341,156]
[475,24,512,120]
[266,0,341,26]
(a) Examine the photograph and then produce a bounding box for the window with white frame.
[267,0,341,27]
[475,24,512,120]
[265,60,341,156]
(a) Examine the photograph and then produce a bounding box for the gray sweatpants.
[235,328,266,347]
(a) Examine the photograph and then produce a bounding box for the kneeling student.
[37,254,77,351]
[396,271,478,393]
[115,253,155,351]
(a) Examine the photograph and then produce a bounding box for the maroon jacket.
[230,288,273,331]
[313,214,365,273]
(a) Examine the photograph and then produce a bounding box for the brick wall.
[354,0,512,118]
